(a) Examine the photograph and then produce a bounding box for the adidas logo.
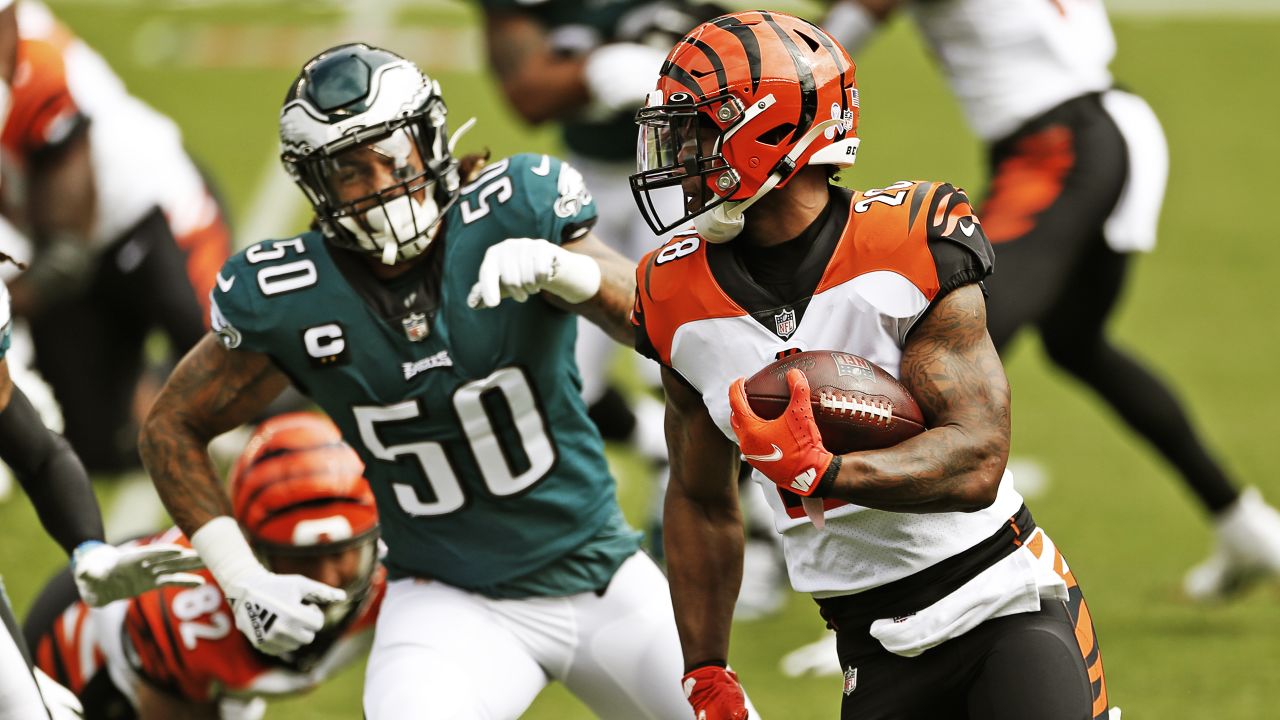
[244,601,278,641]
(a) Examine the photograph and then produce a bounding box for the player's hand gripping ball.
[729,351,925,516]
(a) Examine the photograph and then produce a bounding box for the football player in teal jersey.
[139,44,743,719]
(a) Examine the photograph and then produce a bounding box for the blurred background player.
[0,1,232,537]
[23,412,384,720]
[477,0,788,618]
[818,0,1280,603]
[141,44,739,719]
[1,274,203,719]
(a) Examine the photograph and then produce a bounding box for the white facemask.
[337,190,441,265]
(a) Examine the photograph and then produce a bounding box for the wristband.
[550,250,601,304]
[814,454,842,497]
[190,516,263,585]
[684,658,729,674]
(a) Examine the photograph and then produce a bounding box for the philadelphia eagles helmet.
[281,44,463,264]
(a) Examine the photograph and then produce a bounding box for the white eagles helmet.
[280,44,462,264]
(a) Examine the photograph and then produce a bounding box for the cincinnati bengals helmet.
[230,413,379,626]
[630,11,860,241]
[281,44,472,265]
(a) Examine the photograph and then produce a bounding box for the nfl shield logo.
[843,666,858,696]
[774,308,797,339]
[401,312,430,342]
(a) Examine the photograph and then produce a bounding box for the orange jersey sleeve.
[821,181,994,305]
[2,33,82,159]
[633,231,747,367]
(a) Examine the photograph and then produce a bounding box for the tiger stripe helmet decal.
[630,11,861,236]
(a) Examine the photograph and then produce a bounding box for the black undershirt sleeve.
[0,384,104,554]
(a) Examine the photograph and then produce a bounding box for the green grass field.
[2,1,1278,717]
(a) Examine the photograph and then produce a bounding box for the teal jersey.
[210,154,640,597]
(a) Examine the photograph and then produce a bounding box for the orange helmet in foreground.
[230,413,379,623]
[630,10,860,241]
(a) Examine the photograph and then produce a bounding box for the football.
[743,350,926,454]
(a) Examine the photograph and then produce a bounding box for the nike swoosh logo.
[959,220,976,237]
[217,273,235,292]
[743,444,783,463]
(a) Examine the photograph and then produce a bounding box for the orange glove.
[729,368,840,497]
[683,665,749,720]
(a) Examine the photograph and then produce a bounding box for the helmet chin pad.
[337,191,441,264]
[694,203,745,243]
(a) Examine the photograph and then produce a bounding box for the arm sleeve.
[0,383,104,554]
[925,184,995,297]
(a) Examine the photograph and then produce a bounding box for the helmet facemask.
[631,90,745,236]
[254,528,381,630]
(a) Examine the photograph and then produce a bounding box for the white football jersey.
[635,181,1025,597]
[908,0,1115,142]
[4,2,214,247]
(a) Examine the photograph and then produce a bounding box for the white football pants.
[363,552,742,720]
[0,580,82,720]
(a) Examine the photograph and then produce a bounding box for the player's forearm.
[577,253,635,344]
[140,337,287,535]
[826,284,1010,512]
[663,491,744,669]
[139,405,232,535]
[827,425,1007,512]
[0,369,105,554]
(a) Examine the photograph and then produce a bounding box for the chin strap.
[697,117,855,243]
[448,117,477,154]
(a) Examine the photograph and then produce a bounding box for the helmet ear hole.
[757,123,797,147]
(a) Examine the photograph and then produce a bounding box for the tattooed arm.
[826,283,1011,512]
[548,232,636,344]
[483,11,590,124]
[139,335,289,535]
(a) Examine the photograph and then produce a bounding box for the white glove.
[582,42,669,116]
[467,238,601,309]
[190,517,346,657]
[71,541,206,607]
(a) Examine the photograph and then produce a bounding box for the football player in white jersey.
[0,277,203,719]
[1,2,232,493]
[630,11,1114,719]
[821,0,1280,601]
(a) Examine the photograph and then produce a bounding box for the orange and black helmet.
[630,11,860,238]
[230,412,377,557]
